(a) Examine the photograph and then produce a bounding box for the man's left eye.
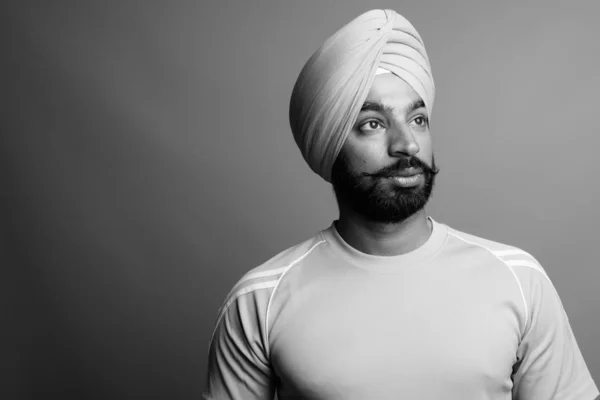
[413,117,426,126]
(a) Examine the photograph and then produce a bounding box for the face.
[331,73,439,224]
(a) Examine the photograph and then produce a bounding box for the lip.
[387,168,423,178]
[387,172,423,188]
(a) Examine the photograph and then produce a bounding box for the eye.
[359,120,385,133]
[411,116,428,129]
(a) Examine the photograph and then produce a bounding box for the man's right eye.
[359,120,384,133]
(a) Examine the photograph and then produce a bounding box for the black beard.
[331,153,439,224]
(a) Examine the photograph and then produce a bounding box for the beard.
[331,153,439,224]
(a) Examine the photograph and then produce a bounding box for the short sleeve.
[203,285,277,400]
[511,266,599,400]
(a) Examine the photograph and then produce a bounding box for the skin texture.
[332,73,437,257]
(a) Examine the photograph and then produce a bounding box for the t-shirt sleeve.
[203,285,277,400]
[511,266,599,400]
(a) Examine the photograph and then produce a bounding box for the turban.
[289,9,435,182]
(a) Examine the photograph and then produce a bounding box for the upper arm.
[511,265,598,400]
[203,284,277,400]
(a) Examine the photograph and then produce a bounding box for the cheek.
[342,139,388,173]
[417,135,433,162]
[348,150,387,174]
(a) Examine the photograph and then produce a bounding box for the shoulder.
[211,231,327,337]
[445,224,547,277]
[446,224,526,255]
[443,223,553,295]
[443,223,560,330]
[445,223,556,307]
[226,232,327,301]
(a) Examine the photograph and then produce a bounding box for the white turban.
[289,9,435,182]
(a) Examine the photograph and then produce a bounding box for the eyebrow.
[360,99,425,115]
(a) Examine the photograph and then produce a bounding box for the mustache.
[362,157,439,178]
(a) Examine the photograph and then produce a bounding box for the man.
[204,9,599,400]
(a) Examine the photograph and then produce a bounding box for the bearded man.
[203,9,599,400]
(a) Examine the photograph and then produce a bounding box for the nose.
[388,124,420,157]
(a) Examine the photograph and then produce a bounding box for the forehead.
[364,73,423,110]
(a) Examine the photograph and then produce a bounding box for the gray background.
[4,0,599,398]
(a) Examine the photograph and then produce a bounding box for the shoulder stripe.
[264,239,326,357]
[448,231,529,331]
[209,280,279,346]
[208,238,327,352]
[503,259,564,318]
[505,259,550,281]
[224,266,290,300]
[493,249,530,257]
[243,266,290,282]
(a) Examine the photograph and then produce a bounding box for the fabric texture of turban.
[289,9,435,182]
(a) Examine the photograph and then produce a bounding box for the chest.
[270,275,521,399]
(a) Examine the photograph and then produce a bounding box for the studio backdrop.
[4,1,599,398]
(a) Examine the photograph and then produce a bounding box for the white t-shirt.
[204,218,598,399]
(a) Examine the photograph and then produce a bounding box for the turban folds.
[289,9,435,182]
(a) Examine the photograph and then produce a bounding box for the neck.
[334,207,432,257]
